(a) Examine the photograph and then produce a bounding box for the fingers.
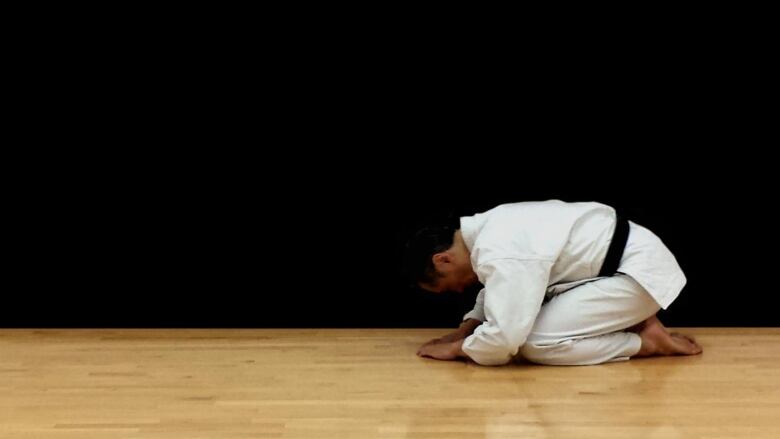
[418,338,442,352]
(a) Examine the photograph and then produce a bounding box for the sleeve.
[462,288,486,322]
[461,258,553,366]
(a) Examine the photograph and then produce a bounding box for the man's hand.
[417,340,469,361]
[418,319,482,350]
[418,331,465,350]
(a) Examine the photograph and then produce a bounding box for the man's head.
[403,224,479,293]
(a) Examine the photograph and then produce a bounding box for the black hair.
[402,215,459,287]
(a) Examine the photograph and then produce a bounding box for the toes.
[679,338,703,355]
[663,335,695,355]
[671,332,697,344]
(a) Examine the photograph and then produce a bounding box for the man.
[404,200,702,366]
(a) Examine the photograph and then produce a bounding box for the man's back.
[460,200,685,317]
[461,200,616,282]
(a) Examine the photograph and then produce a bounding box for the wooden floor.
[1,329,778,439]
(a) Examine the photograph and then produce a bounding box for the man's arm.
[454,339,471,360]
[459,318,482,337]
[461,258,553,366]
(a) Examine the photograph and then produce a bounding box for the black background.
[5,23,777,328]
[6,149,776,328]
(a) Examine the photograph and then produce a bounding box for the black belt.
[598,211,630,277]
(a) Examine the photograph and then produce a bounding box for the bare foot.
[671,332,697,344]
[634,315,703,357]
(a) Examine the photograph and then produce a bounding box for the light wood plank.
[1,328,778,438]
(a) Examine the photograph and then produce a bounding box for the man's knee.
[519,339,575,365]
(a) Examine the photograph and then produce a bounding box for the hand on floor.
[417,340,461,361]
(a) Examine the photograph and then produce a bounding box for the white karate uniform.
[459,200,686,366]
